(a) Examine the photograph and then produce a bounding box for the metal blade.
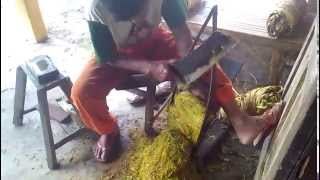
[169,32,237,90]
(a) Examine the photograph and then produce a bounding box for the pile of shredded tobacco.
[220,86,283,120]
[167,91,206,144]
[124,130,201,180]
[103,86,282,180]
[236,85,283,115]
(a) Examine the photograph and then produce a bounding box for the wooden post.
[145,82,157,137]
[268,48,282,85]
[16,0,47,43]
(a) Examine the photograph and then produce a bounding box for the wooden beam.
[16,0,47,43]
[282,19,316,97]
[268,48,282,85]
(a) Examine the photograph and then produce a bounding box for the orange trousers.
[71,27,235,135]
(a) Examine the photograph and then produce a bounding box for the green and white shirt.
[86,0,188,64]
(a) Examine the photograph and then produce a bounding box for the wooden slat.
[283,28,315,101]
[282,20,316,97]
[54,128,87,149]
[261,48,316,179]
[254,19,318,179]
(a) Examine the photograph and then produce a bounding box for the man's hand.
[147,63,175,82]
[110,58,176,82]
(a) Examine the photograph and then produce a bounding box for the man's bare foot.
[226,101,285,145]
[94,128,121,163]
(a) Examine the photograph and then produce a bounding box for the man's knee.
[71,80,87,103]
[71,77,112,104]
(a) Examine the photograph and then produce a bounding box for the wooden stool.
[116,74,158,136]
[12,55,87,169]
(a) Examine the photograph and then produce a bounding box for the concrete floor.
[1,0,147,179]
[1,0,295,179]
[1,86,146,180]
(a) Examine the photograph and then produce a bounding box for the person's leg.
[149,27,285,145]
[201,65,284,145]
[222,98,284,145]
[71,58,129,162]
[71,29,179,161]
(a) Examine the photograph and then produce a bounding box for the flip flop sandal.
[253,101,285,147]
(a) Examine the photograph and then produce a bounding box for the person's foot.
[93,128,121,163]
[127,81,173,106]
[230,101,285,145]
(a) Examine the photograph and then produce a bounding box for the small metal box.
[26,55,59,84]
